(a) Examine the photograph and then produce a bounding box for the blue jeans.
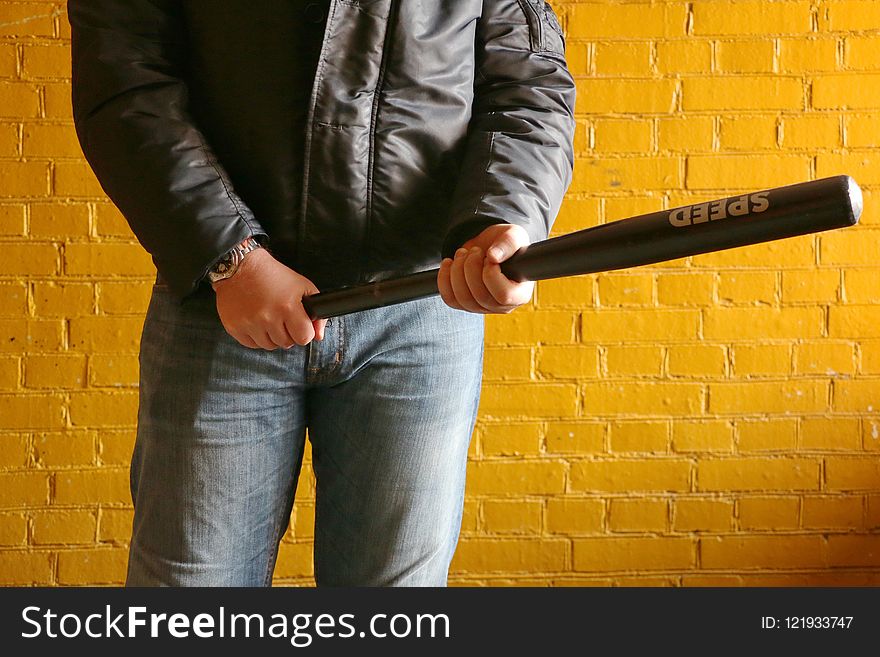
[126,283,484,586]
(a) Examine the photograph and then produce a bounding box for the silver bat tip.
[845,175,863,225]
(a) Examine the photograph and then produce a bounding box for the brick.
[718,115,778,150]
[794,342,854,376]
[567,3,687,38]
[0,3,56,37]
[656,41,712,74]
[546,498,603,534]
[570,459,691,493]
[33,431,96,467]
[480,422,541,457]
[98,430,136,466]
[863,342,880,374]
[0,44,16,78]
[701,535,824,569]
[290,504,315,539]
[704,307,823,341]
[827,535,880,567]
[737,418,798,452]
[692,235,814,268]
[572,156,681,192]
[830,306,880,339]
[573,537,695,572]
[0,356,19,389]
[657,273,715,306]
[717,271,777,305]
[597,273,653,306]
[0,551,53,585]
[825,1,880,31]
[0,282,27,316]
[827,457,880,490]
[57,548,128,585]
[693,1,812,35]
[22,43,70,79]
[697,457,820,491]
[32,509,97,545]
[97,281,153,314]
[0,434,28,468]
[716,40,776,74]
[608,498,667,532]
[833,379,880,412]
[657,116,713,153]
[800,416,861,452]
[0,161,50,198]
[93,202,134,237]
[0,242,58,276]
[98,508,133,543]
[814,74,880,109]
[483,347,531,381]
[32,281,94,317]
[551,198,602,235]
[43,81,74,120]
[711,380,828,414]
[583,381,703,416]
[536,346,599,379]
[483,500,542,534]
[54,468,130,504]
[847,115,880,148]
[66,242,156,277]
[866,419,880,451]
[594,42,651,76]
[683,78,803,112]
[54,161,107,197]
[605,346,663,376]
[0,204,26,236]
[23,123,82,158]
[466,460,566,496]
[451,538,567,573]
[69,316,143,352]
[0,121,18,157]
[30,202,91,238]
[738,496,799,530]
[581,308,699,342]
[803,496,863,530]
[668,346,726,378]
[594,118,653,154]
[673,498,734,532]
[480,383,576,418]
[25,354,87,388]
[687,153,811,189]
[0,319,63,353]
[779,38,839,73]
[731,345,791,377]
[273,542,313,579]
[88,354,140,388]
[484,311,575,345]
[609,421,668,453]
[0,393,64,429]
[564,42,588,77]
[605,196,666,222]
[781,115,841,149]
[0,471,50,506]
[781,270,840,303]
[672,420,734,453]
[544,422,604,455]
[0,81,40,118]
[535,276,594,308]
[869,494,880,528]
[69,391,139,427]
[821,230,880,266]
[0,511,27,546]
[575,80,677,114]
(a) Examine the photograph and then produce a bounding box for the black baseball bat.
[302,175,862,320]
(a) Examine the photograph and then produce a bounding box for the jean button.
[304,2,326,24]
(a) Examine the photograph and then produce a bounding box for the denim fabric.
[126,284,484,586]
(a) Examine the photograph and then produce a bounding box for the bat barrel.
[303,175,862,320]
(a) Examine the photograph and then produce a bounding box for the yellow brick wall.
[1,0,878,587]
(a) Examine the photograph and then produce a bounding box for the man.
[69,0,575,586]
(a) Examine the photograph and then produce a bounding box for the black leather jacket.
[69,0,576,300]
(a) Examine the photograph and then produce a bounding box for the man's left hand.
[437,223,534,314]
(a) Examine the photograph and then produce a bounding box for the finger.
[313,318,328,342]
[449,247,485,313]
[229,330,261,349]
[282,305,316,346]
[437,258,463,310]
[266,321,297,349]
[250,330,278,351]
[462,246,498,311]
[483,262,534,310]
[487,226,527,264]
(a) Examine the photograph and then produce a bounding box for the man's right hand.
[212,248,327,350]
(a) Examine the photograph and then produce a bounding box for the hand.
[437,223,534,314]
[212,248,327,350]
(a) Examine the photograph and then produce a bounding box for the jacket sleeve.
[68,0,267,300]
[442,0,576,258]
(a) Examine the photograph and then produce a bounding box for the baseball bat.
[302,175,862,320]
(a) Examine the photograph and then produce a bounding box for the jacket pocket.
[517,0,566,57]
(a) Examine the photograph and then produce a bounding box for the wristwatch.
[206,236,263,284]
